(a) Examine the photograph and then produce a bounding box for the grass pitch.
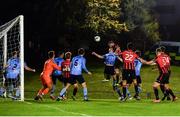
[0,65,180,116]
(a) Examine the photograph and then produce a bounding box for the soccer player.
[61,52,78,100]
[92,47,123,99]
[57,48,91,101]
[4,51,36,99]
[159,46,171,101]
[34,51,61,100]
[145,48,178,102]
[134,50,143,94]
[50,51,64,100]
[120,42,145,101]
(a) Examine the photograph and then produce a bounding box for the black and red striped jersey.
[155,53,171,74]
[120,50,138,70]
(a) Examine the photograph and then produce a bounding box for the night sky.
[0,0,179,68]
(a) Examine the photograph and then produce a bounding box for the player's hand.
[92,52,96,55]
[87,72,92,75]
[32,69,36,72]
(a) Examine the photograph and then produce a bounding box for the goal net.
[0,15,24,101]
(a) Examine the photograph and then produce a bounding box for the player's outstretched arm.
[92,52,104,59]
[24,65,36,72]
[24,62,36,72]
[144,59,156,65]
[117,56,123,62]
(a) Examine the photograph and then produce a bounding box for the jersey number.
[125,54,133,61]
[162,57,169,65]
[74,59,79,67]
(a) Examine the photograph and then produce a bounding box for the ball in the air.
[94,36,101,42]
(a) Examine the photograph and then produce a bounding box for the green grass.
[0,65,180,116]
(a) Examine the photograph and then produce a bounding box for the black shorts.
[136,75,142,84]
[51,75,64,85]
[104,66,115,75]
[156,72,171,84]
[68,75,85,85]
[5,78,19,88]
[122,69,136,84]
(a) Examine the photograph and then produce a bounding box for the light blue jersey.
[103,52,117,66]
[70,55,89,75]
[134,59,142,76]
[5,57,20,79]
[53,57,64,76]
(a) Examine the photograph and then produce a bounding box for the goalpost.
[0,15,24,101]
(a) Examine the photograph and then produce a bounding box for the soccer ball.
[94,36,101,42]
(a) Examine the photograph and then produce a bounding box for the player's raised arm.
[92,52,104,59]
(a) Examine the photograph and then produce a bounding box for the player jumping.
[92,47,123,100]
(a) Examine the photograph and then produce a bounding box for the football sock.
[160,85,165,94]
[167,89,175,98]
[60,88,66,97]
[138,86,142,93]
[83,87,88,97]
[134,85,139,96]
[15,88,20,97]
[50,85,56,95]
[115,86,122,97]
[126,88,131,97]
[42,88,49,95]
[123,87,126,98]
[38,89,43,95]
[73,87,78,96]
[153,87,159,100]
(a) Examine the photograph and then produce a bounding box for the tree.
[85,0,128,34]
[120,0,160,45]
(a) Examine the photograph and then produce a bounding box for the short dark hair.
[127,42,133,50]
[58,50,64,56]
[12,51,18,56]
[65,52,72,59]
[160,46,166,52]
[78,48,85,55]
[156,48,162,53]
[48,51,55,58]
[135,50,141,56]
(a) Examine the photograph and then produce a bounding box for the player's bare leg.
[152,82,161,103]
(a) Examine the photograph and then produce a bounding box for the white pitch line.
[23,100,89,116]
[42,104,89,116]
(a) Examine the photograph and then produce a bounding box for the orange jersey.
[41,59,61,77]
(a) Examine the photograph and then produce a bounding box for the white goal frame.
[0,15,24,101]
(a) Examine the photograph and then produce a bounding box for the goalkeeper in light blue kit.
[57,48,92,101]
